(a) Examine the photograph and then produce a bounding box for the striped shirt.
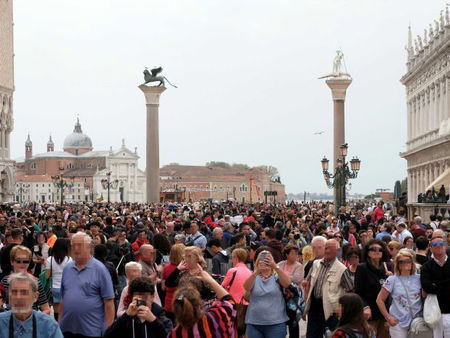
[170,295,236,338]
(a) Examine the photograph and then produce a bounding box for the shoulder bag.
[397,276,429,335]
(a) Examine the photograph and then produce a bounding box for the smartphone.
[259,251,268,262]
[136,299,146,307]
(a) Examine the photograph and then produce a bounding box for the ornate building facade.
[401,6,450,203]
[160,164,286,203]
[0,0,16,201]
[15,119,146,203]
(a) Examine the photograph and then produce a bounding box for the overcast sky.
[10,0,445,195]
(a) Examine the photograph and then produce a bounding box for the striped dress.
[170,295,237,338]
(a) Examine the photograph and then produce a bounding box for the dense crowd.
[0,200,449,338]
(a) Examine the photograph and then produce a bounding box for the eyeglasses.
[369,247,383,253]
[15,259,30,264]
[398,260,412,265]
[334,236,342,239]
[431,240,445,247]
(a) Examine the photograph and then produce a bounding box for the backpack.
[275,274,305,325]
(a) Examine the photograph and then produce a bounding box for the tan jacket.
[305,258,346,320]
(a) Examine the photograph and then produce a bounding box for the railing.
[407,203,450,222]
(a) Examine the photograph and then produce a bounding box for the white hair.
[125,261,142,271]
[8,272,38,294]
[311,236,327,246]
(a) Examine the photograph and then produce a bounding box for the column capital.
[326,78,352,100]
[138,85,167,105]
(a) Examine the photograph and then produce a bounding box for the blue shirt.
[376,231,392,240]
[189,231,207,249]
[245,274,288,325]
[383,274,422,328]
[60,257,114,336]
[0,310,63,338]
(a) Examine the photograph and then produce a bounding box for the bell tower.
[0,0,16,201]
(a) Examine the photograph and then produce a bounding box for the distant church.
[15,118,146,203]
[0,0,16,201]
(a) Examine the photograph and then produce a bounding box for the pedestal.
[138,85,166,203]
[326,78,352,211]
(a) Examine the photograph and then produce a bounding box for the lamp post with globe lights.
[101,171,119,203]
[52,168,74,204]
[321,143,361,213]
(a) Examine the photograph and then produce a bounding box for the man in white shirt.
[392,222,412,244]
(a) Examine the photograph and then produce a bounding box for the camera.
[294,233,300,240]
[136,299,146,307]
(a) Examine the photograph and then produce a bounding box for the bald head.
[324,239,339,262]
[140,244,155,264]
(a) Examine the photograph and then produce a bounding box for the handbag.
[397,276,430,335]
[235,296,248,332]
[38,257,53,305]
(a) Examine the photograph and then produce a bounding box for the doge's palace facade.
[401,7,450,203]
[0,0,16,201]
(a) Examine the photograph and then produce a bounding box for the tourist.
[104,277,172,338]
[45,238,72,320]
[59,232,115,337]
[171,269,236,337]
[304,239,351,338]
[184,221,207,249]
[1,245,50,314]
[0,272,63,337]
[278,244,303,338]
[221,248,252,303]
[392,222,413,244]
[414,236,429,266]
[420,232,450,337]
[205,238,229,276]
[161,243,185,323]
[355,239,391,338]
[32,232,49,277]
[0,228,24,279]
[376,249,422,338]
[244,250,291,338]
[331,293,374,338]
[117,261,143,317]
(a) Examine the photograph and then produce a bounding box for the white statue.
[435,20,440,34]
[429,24,434,40]
[318,50,351,79]
[441,10,445,30]
[417,35,423,49]
[333,51,343,75]
[424,29,428,45]
[415,40,420,54]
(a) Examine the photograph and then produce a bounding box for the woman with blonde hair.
[165,246,212,300]
[244,250,291,338]
[302,245,314,265]
[162,243,185,323]
[376,249,422,338]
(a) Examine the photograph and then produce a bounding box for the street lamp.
[16,183,30,203]
[321,143,361,213]
[101,171,119,203]
[52,170,73,204]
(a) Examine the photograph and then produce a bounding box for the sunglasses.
[431,240,445,247]
[369,247,383,253]
[398,259,412,265]
[15,259,30,264]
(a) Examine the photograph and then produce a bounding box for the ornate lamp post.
[52,170,73,204]
[321,143,361,213]
[101,171,119,203]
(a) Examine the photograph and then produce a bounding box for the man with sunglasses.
[421,231,450,337]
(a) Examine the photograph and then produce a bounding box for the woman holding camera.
[244,250,291,338]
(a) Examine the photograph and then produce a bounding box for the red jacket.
[371,207,384,223]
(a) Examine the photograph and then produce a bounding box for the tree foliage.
[256,165,280,181]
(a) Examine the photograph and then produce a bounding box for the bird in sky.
[314,131,325,135]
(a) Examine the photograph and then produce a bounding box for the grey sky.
[10,0,444,195]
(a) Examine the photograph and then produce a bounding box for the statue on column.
[417,35,423,49]
[435,20,440,34]
[318,50,351,79]
[142,67,177,88]
[429,24,434,40]
[424,29,428,45]
[446,4,450,26]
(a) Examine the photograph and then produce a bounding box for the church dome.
[63,118,93,150]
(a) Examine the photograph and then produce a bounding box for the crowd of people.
[0,199,448,338]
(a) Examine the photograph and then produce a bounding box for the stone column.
[138,85,166,203]
[325,78,352,210]
[407,100,411,142]
[440,78,446,128]
[446,77,450,121]
[428,88,434,132]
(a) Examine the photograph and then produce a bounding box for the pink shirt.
[221,262,252,303]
